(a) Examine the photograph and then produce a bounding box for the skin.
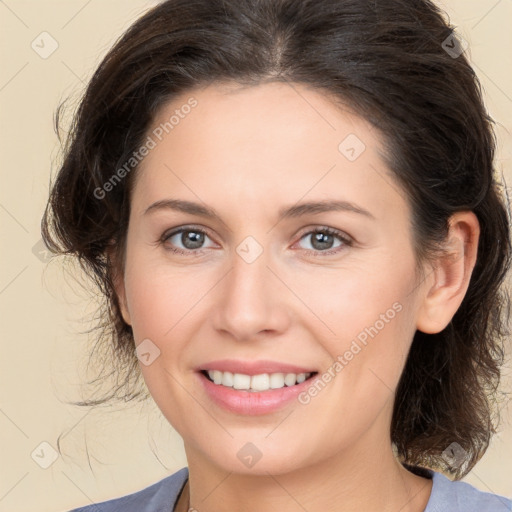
[113,81,479,512]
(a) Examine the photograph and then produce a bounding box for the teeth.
[206,370,312,391]
[251,373,270,390]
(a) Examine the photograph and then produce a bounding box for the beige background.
[0,1,511,511]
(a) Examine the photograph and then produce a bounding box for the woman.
[42,0,512,510]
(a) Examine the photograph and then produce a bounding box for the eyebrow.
[143,198,375,221]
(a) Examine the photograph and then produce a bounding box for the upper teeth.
[206,370,312,392]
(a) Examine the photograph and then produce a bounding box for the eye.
[295,227,352,256]
[159,225,352,257]
[160,226,216,255]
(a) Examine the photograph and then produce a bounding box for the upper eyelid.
[296,226,352,242]
[162,224,217,243]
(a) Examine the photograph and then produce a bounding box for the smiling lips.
[198,359,317,390]
[196,359,319,414]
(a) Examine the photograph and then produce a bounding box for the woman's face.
[116,81,430,475]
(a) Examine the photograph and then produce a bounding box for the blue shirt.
[69,466,512,511]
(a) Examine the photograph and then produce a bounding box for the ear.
[107,244,132,326]
[416,211,480,334]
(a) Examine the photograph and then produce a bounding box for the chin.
[194,436,317,477]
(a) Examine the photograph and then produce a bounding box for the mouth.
[200,369,319,392]
[197,367,320,415]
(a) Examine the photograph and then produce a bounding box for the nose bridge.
[212,237,289,340]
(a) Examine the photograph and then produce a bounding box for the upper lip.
[197,359,317,376]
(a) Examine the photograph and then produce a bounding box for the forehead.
[143,80,379,162]
[131,81,406,223]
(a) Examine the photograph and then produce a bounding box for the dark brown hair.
[42,0,511,478]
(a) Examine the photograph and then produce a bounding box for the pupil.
[183,231,204,249]
[312,232,333,250]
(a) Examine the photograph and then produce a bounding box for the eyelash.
[159,225,353,258]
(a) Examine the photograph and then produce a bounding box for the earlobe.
[416,211,480,334]
[108,246,132,326]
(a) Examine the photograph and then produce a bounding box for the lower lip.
[197,371,317,415]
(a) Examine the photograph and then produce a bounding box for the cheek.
[296,298,416,452]
[124,275,171,341]
[290,257,417,401]
[340,299,415,405]
[287,255,415,345]
[123,252,211,342]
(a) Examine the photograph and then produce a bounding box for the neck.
[183,427,432,512]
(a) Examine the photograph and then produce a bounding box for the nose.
[211,244,291,342]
